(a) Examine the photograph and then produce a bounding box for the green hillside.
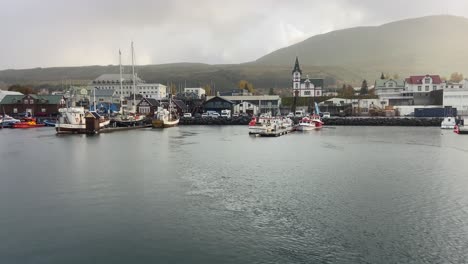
[255,15,468,78]
[1,15,467,92]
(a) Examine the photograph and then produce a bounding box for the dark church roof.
[300,78,324,87]
[292,56,302,74]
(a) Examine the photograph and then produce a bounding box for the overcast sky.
[1,0,467,70]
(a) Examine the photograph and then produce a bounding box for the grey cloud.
[0,0,466,69]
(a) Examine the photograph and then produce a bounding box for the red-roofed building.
[404,74,445,105]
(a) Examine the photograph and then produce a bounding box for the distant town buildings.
[184,87,206,99]
[90,74,167,99]
[0,94,65,116]
[291,57,323,97]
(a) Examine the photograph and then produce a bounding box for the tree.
[203,84,211,96]
[340,84,354,97]
[392,73,399,79]
[268,88,275,95]
[8,84,35,94]
[360,80,368,95]
[449,72,464,83]
[238,80,254,94]
[380,73,385,80]
[368,88,376,96]
[169,83,177,95]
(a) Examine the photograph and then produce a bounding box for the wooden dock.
[98,124,152,134]
[258,127,294,137]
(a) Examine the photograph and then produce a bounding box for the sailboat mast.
[131,41,136,112]
[119,49,123,112]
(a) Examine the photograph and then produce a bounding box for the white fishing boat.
[441,117,456,129]
[295,102,324,131]
[248,115,286,134]
[295,115,323,131]
[55,107,110,134]
[152,107,179,128]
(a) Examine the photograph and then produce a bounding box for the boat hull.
[56,120,110,134]
[295,123,322,131]
[12,123,46,128]
[152,119,179,128]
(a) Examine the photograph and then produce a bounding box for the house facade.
[375,78,412,105]
[137,98,160,115]
[203,96,234,113]
[291,57,323,97]
[0,94,65,116]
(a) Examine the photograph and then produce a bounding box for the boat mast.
[131,41,136,113]
[119,49,123,113]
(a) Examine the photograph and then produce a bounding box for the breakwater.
[180,117,443,126]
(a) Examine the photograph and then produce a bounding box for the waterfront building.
[291,57,323,97]
[0,90,22,102]
[137,98,160,115]
[443,88,468,116]
[206,95,281,115]
[184,88,206,99]
[404,75,444,105]
[233,101,259,115]
[374,78,412,105]
[0,94,65,116]
[90,74,167,99]
[203,96,235,113]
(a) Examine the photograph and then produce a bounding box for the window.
[13,108,18,113]
[316,91,320,96]
[24,99,29,104]
[388,82,394,87]
[425,86,429,91]
[424,78,430,84]
[305,83,310,89]
[433,86,436,90]
[41,108,46,113]
[294,83,298,89]
[418,86,422,91]
[304,91,311,95]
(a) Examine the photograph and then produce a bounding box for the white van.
[295,110,305,117]
[221,109,231,118]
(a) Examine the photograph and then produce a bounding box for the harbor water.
[0,126,467,263]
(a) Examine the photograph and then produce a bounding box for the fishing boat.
[111,113,146,127]
[248,114,290,135]
[454,118,468,134]
[441,117,456,129]
[295,115,323,131]
[295,102,324,131]
[152,107,179,128]
[55,107,110,134]
[12,117,45,128]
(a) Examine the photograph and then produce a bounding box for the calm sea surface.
[1,126,467,263]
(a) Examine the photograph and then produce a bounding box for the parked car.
[194,113,202,118]
[201,113,210,118]
[183,113,192,118]
[232,113,240,118]
[210,113,220,118]
[322,112,331,118]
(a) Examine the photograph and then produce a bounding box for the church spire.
[292,56,302,74]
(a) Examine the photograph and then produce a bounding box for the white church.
[292,57,323,97]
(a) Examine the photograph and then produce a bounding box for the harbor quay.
[178,116,444,127]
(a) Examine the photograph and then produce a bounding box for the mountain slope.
[255,15,468,77]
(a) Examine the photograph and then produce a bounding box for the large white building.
[443,88,468,116]
[292,57,323,97]
[90,74,167,99]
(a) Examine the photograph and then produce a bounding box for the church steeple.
[292,56,302,74]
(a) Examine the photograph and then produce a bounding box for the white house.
[184,87,206,98]
[90,74,167,99]
[292,57,323,97]
[374,78,412,105]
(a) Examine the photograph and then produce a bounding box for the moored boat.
[441,117,456,129]
[12,117,45,128]
[0,114,21,128]
[152,107,179,128]
[55,107,110,134]
[295,115,323,131]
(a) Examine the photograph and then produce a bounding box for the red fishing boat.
[12,117,46,128]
